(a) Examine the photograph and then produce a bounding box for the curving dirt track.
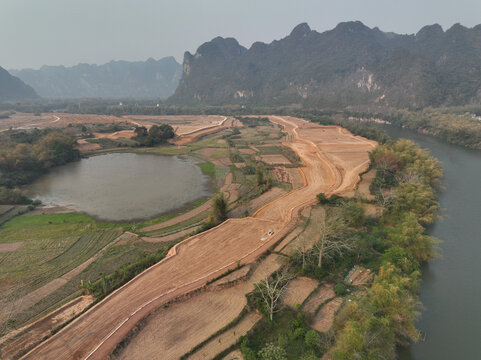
[21,116,376,360]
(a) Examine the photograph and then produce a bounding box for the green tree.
[212,193,228,223]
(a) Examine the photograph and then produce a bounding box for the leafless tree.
[255,270,294,321]
[396,169,421,185]
[315,211,355,268]
[375,186,397,215]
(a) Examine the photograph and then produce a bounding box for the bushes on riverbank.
[328,139,441,359]
[240,138,441,360]
[0,131,80,188]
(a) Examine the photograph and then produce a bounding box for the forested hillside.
[170,21,481,108]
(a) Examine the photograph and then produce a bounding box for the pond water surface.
[28,153,211,222]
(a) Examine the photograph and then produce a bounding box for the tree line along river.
[376,124,481,359]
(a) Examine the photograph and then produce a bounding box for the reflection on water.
[375,124,481,360]
[28,153,211,221]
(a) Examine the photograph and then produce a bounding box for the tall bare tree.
[255,270,293,321]
[315,210,355,268]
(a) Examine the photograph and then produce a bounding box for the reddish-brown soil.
[0,113,133,133]
[187,312,262,360]
[311,298,343,333]
[76,139,101,152]
[260,154,291,165]
[346,267,374,288]
[282,277,319,308]
[23,116,375,360]
[141,201,211,232]
[272,166,292,184]
[0,242,23,253]
[115,285,249,360]
[302,283,335,315]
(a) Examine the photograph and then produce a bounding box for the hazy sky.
[2,0,481,70]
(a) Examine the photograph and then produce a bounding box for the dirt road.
[21,116,375,360]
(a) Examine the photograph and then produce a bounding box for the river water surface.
[375,125,481,359]
[28,153,211,221]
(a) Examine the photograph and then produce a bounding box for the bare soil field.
[310,298,343,333]
[187,312,262,360]
[249,187,287,214]
[23,116,375,360]
[141,201,211,232]
[0,113,132,132]
[280,206,325,256]
[346,266,374,288]
[302,283,335,315]
[260,154,291,165]
[114,285,249,360]
[282,277,319,308]
[343,169,376,200]
[76,139,101,152]
[273,166,292,184]
[239,148,256,155]
[0,242,23,252]
[123,115,226,134]
[92,130,135,139]
[222,350,244,360]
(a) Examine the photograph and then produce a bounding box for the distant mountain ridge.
[0,66,38,102]
[170,21,481,108]
[10,57,182,99]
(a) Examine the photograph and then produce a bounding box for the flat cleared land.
[187,312,262,360]
[0,113,131,132]
[302,283,335,315]
[24,116,376,360]
[116,285,249,360]
[0,242,22,252]
[282,277,319,308]
[260,154,291,165]
[311,298,343,333]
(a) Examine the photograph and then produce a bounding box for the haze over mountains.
[170,21,481,108]
[0,66,38,102]
[3,21,481,107]
[10,57,182,100]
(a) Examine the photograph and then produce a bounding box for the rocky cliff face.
[10,57,182,99]
[0,66,38,102]
[169,21,481,108]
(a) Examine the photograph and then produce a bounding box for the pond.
[28,153,212,222]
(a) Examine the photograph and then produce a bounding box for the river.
[28,153,212,222]
[374,125,481,359]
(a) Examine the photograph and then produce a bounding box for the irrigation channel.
[376,125,481,359]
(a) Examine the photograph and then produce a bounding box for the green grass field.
[0,213,122,298]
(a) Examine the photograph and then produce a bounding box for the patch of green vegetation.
[198,161,216,176]
[0,213,122,299]
[240,308,327,359]
[81,244,172,300]
[209,149,230,160]
[236,117,271,127]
